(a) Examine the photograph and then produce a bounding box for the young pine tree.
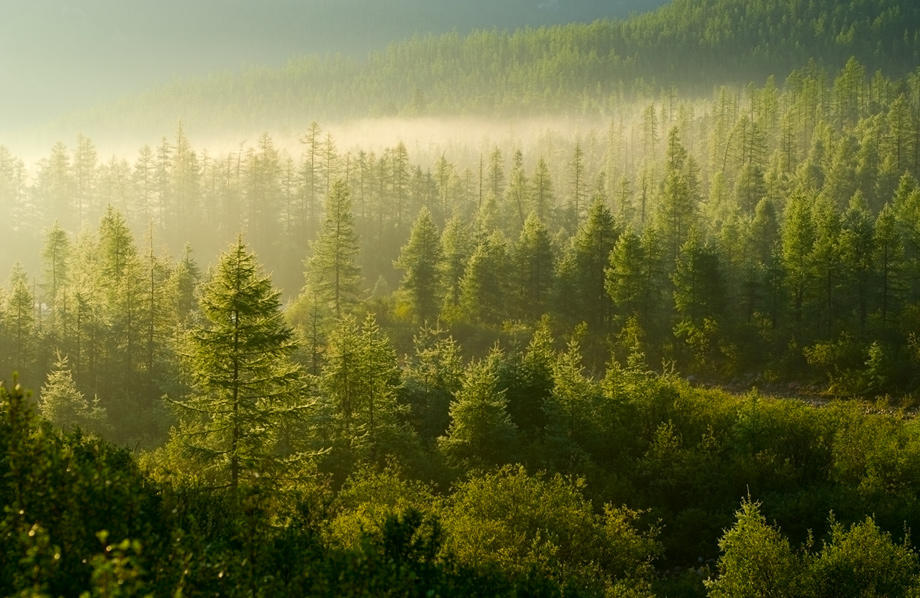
[39,353,107,435]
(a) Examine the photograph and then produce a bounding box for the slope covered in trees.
[57,0,920,137]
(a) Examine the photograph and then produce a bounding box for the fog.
[0,0,665,135]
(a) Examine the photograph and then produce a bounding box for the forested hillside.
[58,0,920,138]
[0,0,665,133]
[3,0,920,595]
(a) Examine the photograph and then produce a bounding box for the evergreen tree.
[838,194,875,333]
[41,224,70,318]
[439,216,471,313]
[781,193,816,330]
[706,499,807,598]
[544,337,596,466]
[458,233,509,325]
[305,180,362,317]
[656,127,698,262]
[321,314,409,464]
[872,204,904,330]
[568,142,586,231]
[39,353,107,435]
[505,149,528,230]
[557,199,620,330]
[170,238,303,492]
[170,243,201,326]
[606,227,663,337]
[439,348,517,467]
[672,229,725,370]
[531,158,554,222]
[512,213,556,321]
[394,208,443,324]
[2,265,35,381]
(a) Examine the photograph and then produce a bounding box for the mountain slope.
[0,0,665,134]
[48,0,920,139]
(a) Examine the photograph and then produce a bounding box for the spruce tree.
[171,238,302,492]
[394,208,443,324]
[512,213,555,321]
[439,348,517,467]
[39,353,107,435]
[305,180,362,317]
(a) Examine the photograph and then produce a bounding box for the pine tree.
[439,348,517,467]
[394,208,443,324]
[568,142,586,231]
[41,224,70,318]
[299,121,323,238]
[838,194,875,333]
[873,204,904,331]
[39,353,107,435]
[171,238,303,492]
[672,229,725,370]
[544,337,595,465]
[809,195,842,336]
[170,244,201,326]
[2,265,35,380]
[458,233,509,325]
[305,180,362,317]
[505,150,528,231]
[440,216,472,313]
[403,326,464,443]
[512,213,556,321]
[605,227,663,335]
[656,127,698,262]
[781,193,815,329]
[320,314,408,463]
[531,158,554,222]
[557,199,620,330]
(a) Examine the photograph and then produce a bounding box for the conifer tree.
[41,224,70,317]
[656,127,698,262]
[458,233,509,325]
[394,208,443,324]
[505,149,528,230]
[557,199,620,330]
[439,216,472,312]
[305,180,362,317]
[531,158,554,222]
[321,314,408,463]
[606,227,663,335]
[873,204,904,329]
[3,265,35,381]
[39,353,107,434]
[439,348,517,467]
[171,238,302,492]
[512,213,555,321]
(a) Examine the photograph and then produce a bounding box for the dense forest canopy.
[3,0,920,596]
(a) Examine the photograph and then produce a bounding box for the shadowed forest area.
[3,0,920,595]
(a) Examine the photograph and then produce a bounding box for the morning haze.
[0,0,664,135]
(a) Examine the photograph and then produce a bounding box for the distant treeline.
[3,59,920,402]
[61,0,920,135]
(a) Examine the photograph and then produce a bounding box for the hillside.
[53,0,920,140]
[0,0,665,135]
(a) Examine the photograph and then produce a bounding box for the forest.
[3,0,920,596]
[58,0,920,140]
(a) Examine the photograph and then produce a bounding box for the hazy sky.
[0,0,665,132]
